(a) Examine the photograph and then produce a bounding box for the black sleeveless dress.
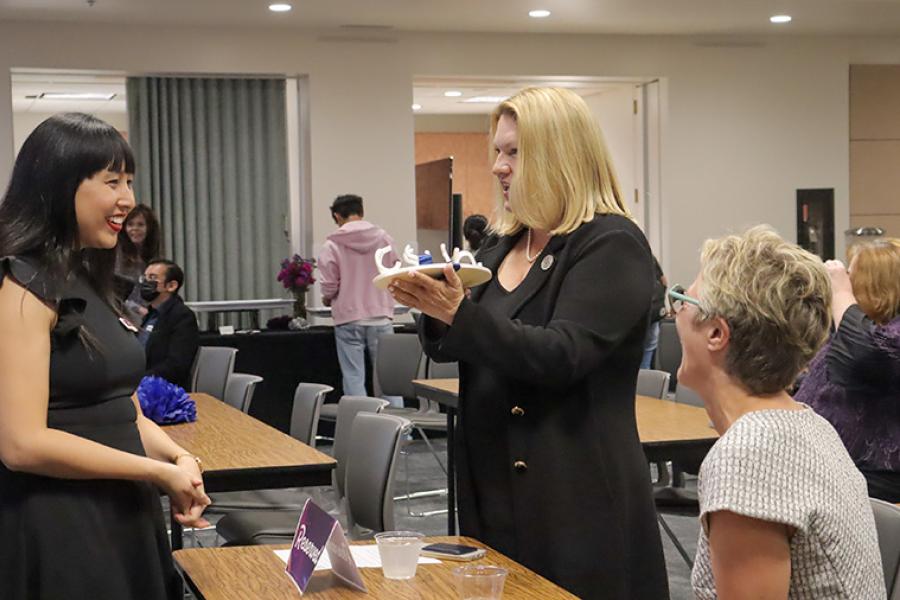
[0,257,179,600]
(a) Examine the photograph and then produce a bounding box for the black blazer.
[144,295,199,391]
[421,215,669,600]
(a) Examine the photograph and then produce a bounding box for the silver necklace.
[525,229,543,263]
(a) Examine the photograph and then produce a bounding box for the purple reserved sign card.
[285,499,367,594]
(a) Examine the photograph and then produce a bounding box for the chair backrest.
[222,373,263,413]
[344,412,409,534]
[289,383,334,447]
[427,359,459,379]
[871,498,900,597]
[636,369,671,399]
[375,333,424,400]
[191,346,238,400]
[675,382,705,408]
[655,319,681,392]
[334,396,389,498]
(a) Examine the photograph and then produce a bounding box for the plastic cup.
[374,531,425,580]
[453,565,508,599]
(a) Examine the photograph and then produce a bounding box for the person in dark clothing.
[139,259,200,391]
[642,256,668,369]
[0,113,208,600]
[463,214,489,252]
[795,238,900,502]
[388,87,668,600]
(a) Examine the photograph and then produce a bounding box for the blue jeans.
[334,322,398,404]
[641,320,661,369]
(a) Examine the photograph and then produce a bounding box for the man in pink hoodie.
[318,194,399,399]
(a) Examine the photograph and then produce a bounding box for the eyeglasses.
[666,284,702,314]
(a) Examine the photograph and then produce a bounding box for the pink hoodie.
[317,220,399,325]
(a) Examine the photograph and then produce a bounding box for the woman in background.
[0,113,209,599]
[796,238,900,501]
[115,203,160,321]
[672,226,883,598]
[389,87,668,599]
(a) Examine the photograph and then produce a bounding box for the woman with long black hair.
[0,113,210,599]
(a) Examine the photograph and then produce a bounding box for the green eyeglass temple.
[667,285,701,307]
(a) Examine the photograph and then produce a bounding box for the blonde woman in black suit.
[389,87,668,600]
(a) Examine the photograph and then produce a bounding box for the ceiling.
[10,73,643,117]
[2,0,900,35]
[11,72,126,114]
[413,77,647,114]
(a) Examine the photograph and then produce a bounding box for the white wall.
[14,111,128,154]
[1,21,891,287]
[582,86,640,228]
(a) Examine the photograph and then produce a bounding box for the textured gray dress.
[692,407,885,599]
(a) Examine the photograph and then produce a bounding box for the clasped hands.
[158,456,211,528]
[388,264,466,326]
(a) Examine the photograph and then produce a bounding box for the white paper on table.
[275,547,440,571]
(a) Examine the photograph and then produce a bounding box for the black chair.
[217,412,409,544]
[655,319,681,393]
[871,498,900,599]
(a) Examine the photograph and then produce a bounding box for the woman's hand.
[824,259,857,329]
[388,264,465,326]
[155,461,211,528]
[824,260,853,298]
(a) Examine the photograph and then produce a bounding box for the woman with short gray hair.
[673,225,884,599]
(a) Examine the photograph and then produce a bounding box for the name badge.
[285,499,366,593]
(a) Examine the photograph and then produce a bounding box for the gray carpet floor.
[180,438,700,599]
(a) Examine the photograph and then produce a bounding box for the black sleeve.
[424,229,653,388]
[826,304,892,389]
[147,310,200,386]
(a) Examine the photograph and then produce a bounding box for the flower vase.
[292,288,308,319]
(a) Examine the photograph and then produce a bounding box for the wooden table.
[165,394,336,549]
[411,378,718,534]
[174,536,578,599]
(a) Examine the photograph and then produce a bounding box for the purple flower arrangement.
[137,376,197,425]
[277,254,316,293]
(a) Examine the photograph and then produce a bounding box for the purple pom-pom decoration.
[137,376,197,425]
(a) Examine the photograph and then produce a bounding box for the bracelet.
[172,453,203,473]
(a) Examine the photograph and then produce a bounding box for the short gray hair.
[697,225,831,395]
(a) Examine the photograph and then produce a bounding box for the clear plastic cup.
[453,565,508,599]
[374,531,425,580]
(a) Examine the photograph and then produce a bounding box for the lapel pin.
[541,255,554,271]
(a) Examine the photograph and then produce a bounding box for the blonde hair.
[490,87,630,236]
[848,238,900,324]
[697,225,832,395]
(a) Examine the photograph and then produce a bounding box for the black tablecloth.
[199,327,371,433]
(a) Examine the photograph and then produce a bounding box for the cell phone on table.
[420,543,486,561]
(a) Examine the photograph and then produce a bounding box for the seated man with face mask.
[137,259,200,390]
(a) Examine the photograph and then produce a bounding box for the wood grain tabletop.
[174,536,579,599]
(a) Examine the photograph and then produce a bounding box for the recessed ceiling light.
[444,90,463,98]
[269,3,292,12]
[411,103,422,111]
[529,9,551,18]
[39,92,116,101]
[770,14,792,24]
[463,96,508,104]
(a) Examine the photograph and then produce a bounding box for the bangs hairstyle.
[848,238,900,324]
[696,225,832,396]
[490,87,630,236]
[0,112,135,304]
